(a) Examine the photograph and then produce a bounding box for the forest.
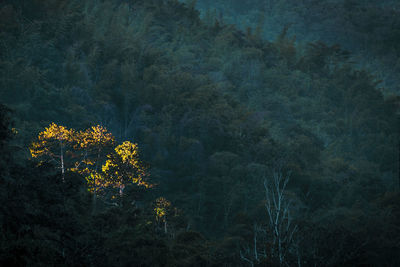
[0,0,399,266]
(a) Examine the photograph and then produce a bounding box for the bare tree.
[240,169,299,266]
[239,223,267,267]
[264,170,298,266]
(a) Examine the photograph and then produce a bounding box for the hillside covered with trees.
[193,0,400,95]
[0,0,399,266]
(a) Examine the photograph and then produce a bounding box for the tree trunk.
[60,141,65,182]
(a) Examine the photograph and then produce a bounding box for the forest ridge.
[0,0,399,266]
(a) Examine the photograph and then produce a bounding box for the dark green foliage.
[195,0,400,94]
[0,0,399,266]
[0,104,12,151]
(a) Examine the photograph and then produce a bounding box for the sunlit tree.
[30,123,75,181]
[101,141,149,196]
[31,124,149,197]
[154,197,171,234]
[72,125,115,195]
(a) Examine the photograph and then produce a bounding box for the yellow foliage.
[101,140,150,191]
[30,123,150,195]
[71,125,115,189]
[154,197,171,221]
[38,123,74,142]
[30,123,74,158]
[76,125,115,149]
[85,171,106,193]
[115,141,138,164]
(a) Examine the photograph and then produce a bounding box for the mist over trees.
[0,0,399,266]
[193,0,400,95]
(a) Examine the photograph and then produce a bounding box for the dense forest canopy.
[191,0,400,95]
[0,0,399,266]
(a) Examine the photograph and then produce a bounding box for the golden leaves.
[76,125,115,149]
[85,171,105,193]
[39,123,74,142]
[29,142,47,158]
[154,197,171,221]
[30,123,150,195]
[115,141,138,164]
[100,140,150,191]
[30,123,75,158]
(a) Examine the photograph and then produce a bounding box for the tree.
[0,104,12,150]
[30,124,149,197]
[101,141,150,196]
[240,169,299,266]
[30,123,75,181]
[263,170,298,266]
[72,125,115,196]
[154,197,172,234]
